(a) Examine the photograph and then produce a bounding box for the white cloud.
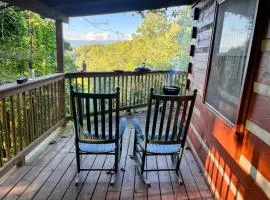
[64,32,132,41]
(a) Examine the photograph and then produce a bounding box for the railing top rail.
[65,70,187,78]
[0,73,65,98]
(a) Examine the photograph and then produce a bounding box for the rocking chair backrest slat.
[85,98,91,134]
[177,100,188,141]
[158,100,167,140]
[70,85,120,144]
[93,98,99,138]
[101,98,106,139]
[109,98,113,140]
[77,96,83,129]
[171,99,181,141]
[145,88,197,145]
[145,89,153,137]
[151,99,160,140]
[165,100,174,141]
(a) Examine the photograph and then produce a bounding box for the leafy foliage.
[74,7,192,72]
[0,8,76,85]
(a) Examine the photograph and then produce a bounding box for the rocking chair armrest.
[119,117,127,138]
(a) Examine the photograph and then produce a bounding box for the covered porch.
[0,0,216,199]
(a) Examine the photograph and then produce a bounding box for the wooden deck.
[0,112,213,200]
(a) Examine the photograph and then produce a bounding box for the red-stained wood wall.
[188,0,270,199]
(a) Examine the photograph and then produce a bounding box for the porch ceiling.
[1,0,195,22]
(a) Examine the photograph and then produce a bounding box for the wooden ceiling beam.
[1,0,69,23]
[53,0,194,17]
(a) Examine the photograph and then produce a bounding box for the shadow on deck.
[0,112,213,200]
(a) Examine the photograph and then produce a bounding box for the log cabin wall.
[188,0,270,199]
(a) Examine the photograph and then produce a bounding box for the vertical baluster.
[36,88,41,137]
[54,82,57,122]
[0,101,3,166]
[104,77,106,93]
[39,87,44,134]
[10,96,17,155]
[99,77,101,94]
[46,85,50,129]
[50,84,54,126]
[147,74,151,100]
[113,76,116,93]
[130,75,132,107]
[82,77,84,93]
[135,75,138,105]
[1,98,11,161]
[49,84,54,126]
[99,77,101,111]
[33,88,38,138]
[144,74,147,104]
[88,77,90,93]
[121,76,124,108]
[125,76,128,108]
[22,92,28,146]
[75,77,78,91]
[109,77,111,93]
[140,75,143,104]
[16,93,23,151]
[94,77,96,93]
[29,90,34,142]
[42,87,46,131]
[154,74,157,93]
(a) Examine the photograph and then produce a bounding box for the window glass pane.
[205,0,257,123]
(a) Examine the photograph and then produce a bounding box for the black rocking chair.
[131,88,197,187]
[70,86,127,186]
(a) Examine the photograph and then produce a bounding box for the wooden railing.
[0,73,65,176]
[65,71,187,117]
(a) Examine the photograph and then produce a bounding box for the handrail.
[0,73,65,98]
[65,70,187,78]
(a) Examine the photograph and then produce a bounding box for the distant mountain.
[67,40,120,48]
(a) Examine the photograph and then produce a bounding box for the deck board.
[0,112,213,200]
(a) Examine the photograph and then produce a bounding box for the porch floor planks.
[147,155,161,200]
[184,151,213,200]
[157,156,175,200]
[166,156,188,200]
[105,129,133,200]
[0,113,213,200]
[18,139,74,200]
[0,127,72,199]
[2,133,72,200]
[54,154,97,200]
[119,129,136,200]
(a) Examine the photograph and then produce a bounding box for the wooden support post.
[56,19,64,73]
[56,19,66,126]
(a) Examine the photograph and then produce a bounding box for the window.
[205,0,257,123]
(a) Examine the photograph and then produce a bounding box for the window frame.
[202,0,260,126]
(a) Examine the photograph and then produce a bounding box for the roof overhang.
[2,0,195,23]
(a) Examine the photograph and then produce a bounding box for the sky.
[63,12,142,42]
